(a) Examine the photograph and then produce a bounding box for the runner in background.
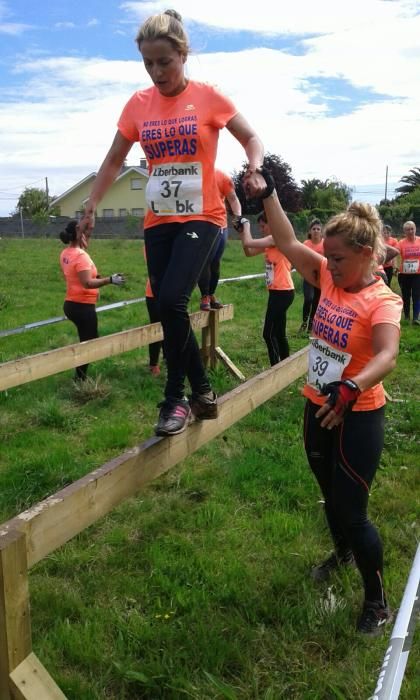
[254,169,402,635]
[238,212,294,365]
[382,224,399,287]
[60,221,125,381]
[397,220,420,324]
[78,9,265,436]
[198,169,241,310]
[299,218,324,334]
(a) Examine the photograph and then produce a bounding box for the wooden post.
[209,310,220,370]
[0,531,31,700]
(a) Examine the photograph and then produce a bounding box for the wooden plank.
[0,348,308,569]
[0,532,31,700]
[10,652,67,700]
[209,310,220,370]
[0,306,234,392]
[215,346,246,382]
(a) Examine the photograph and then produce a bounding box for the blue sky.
[0,0,419,216]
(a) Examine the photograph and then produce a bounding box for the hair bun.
[347,201,380,226]
[164,9,183,23]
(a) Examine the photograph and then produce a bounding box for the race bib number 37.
[308,338,352,392]
[146,162,203,216]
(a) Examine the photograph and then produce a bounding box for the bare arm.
[79,130,134,234]
[225,113,265,197]
[263,192,323,287]
[239,221,271,257]
[316,323,400,428]
[384,244,399,264]
[226,189,241,217]
[78,269,112,289]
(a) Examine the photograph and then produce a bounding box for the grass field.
[0,237,419,699]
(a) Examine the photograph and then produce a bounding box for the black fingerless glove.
[321,379,361,416]
[257,166,276,199]
[232,216,249,232]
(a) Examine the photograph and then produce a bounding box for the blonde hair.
[135,9,189,56]
[324,201,385,263]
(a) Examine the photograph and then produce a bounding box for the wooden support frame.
[0,347,308,697]
[215,346,246,382]
[0,306,234,392]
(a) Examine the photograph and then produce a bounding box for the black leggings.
[384,266,393,287]
[304,400,386,603]
[263,289,294,365]
[398,273,420,319]
[302,280,321,327]
[63,300,98,380]
[198,228,228,297]
[145,296,163,367]
[144,220,220,402]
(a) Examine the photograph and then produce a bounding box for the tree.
[232,153,302,215]
[14,187,60,220]
[301,178,352,211]
[395,167,420,196]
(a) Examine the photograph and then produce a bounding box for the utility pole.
[19,207,24,238]
[45,177,49,209]
[384,165,388,201]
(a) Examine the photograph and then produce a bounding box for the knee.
[158,290,188,318]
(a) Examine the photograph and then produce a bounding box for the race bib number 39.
[146,162,203,216]
[403,259,419,274]
[308,338,352,392]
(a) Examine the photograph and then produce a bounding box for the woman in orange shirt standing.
[78,9,265,436]
[239,212,294,365]
[397,220,420,323]
[253,168,402,635]
[299,218,324,334]
[60,221,125,381]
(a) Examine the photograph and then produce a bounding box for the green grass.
[0,238,419,699]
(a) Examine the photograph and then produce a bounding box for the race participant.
[252,169,402,635]
[238,212,294,365]
[397,220,420,324]
[198,169,241,310]
[382,224,399,287]
[299,218,324,334]
[78,9,265,436]
[60,221,125,381]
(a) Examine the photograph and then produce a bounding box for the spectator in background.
[198,169,241,310]
[382,224,399,287]
[60,221,125,381]
[299,218,324,334]
[397,220,420,323]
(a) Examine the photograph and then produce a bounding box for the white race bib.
[308,338,352,392]
[146,162,203,216]
[402,259,419,274]
[265,261,274,287]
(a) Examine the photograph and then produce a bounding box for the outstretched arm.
[225,114,265,197]
[263,192,323,287]
[78,130,134,235]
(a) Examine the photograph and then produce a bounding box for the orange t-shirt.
[215,169,234,229]
[384,236,398,268]
[264,247,294,291]
[303,239,324,256]
[118,81,238,229]
[303,258,402,411]
[60,247,98,304]
[397,236,420,274]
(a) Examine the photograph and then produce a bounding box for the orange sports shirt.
[303,238,324,256]
[118,81,238,229]
[397,236,420,274]
[303,258,402,410]
[60,247,98,304]
[264,247,294,291]
[215,169,234,229]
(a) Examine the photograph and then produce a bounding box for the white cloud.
[87,18,99,28]
[0,0,418,214]
[54,21,76,29]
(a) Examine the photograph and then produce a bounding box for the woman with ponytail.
[78,9,265,436]
[250,170,402,635]
[60,221,125,381]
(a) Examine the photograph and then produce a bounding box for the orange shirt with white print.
[264,247,294,291]
[397,236,420,274]
[384,236,398,268]
[215,169,234,229]
[303,258,402,411]
[60,247,98,304]
[303,239,324,256]
[118,81,238,229]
